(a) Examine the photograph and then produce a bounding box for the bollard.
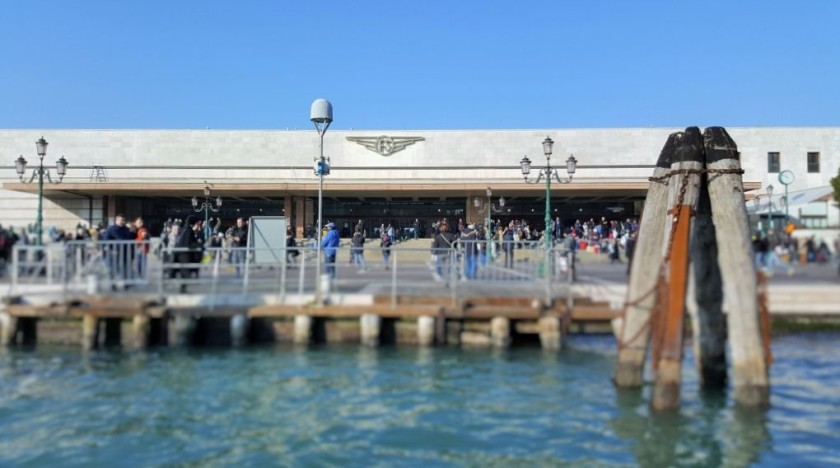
[319,274,332,302]
[132,314,150,349]
[293,315,313,345]
[538,316,562,350]
[360,314,381,347]
[171,315,196,347]
[82,314,99,351]
[230,314,249,347]
[0,312,17,346]
[490,317,511,348]
[417,316,436,347]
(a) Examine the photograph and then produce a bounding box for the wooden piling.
[417,316,436,346]
[293,315,313,345]
[82,314,99,351]
[615,133,676,387]
[132,314,150,349]
[689,174,727,389]
[538,316,562,350]
[703,127,769,407]
[490,317,511,348]
[1,312,17,346]
[652,127,704,411]
[360,314,381,347]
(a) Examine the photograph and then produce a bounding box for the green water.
[1,334,838,466]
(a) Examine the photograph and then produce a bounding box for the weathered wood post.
[360,314,381,347]
[490,317,511,348]
[703,127,769,406]
[538,316,562,350]
[615,133,676,387]
[689,173,727,389]
[651,127,704,411]
[132,314,150,349]
[0,312,17,346]
[82,314,99,351]
[293,315,313,345]
[417,315,436,346]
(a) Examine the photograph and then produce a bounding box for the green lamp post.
[519,136,577,251]
[15,137,69,245]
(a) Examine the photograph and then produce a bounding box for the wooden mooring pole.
[651,127,703,411]
[615,133,675,387]
[703,127,769,407]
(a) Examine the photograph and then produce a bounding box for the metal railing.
[8,239,576,305]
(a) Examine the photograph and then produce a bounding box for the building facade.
[1,127,838,238]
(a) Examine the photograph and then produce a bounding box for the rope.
[618,166,745,351]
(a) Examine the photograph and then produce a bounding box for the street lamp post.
[778,169,795,229]
[311,99,333,299]
[473,187,505,264]
[767,184,775,232]
[519,136,577,252]
[15,137,69,245]
[191,181,222,241]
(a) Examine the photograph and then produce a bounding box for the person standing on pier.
[431,223,457,281]
[229,217,248,277]
[380,228,393,270]
[134,217,150,279]
[322,222,340,278]
[351,227,367,272]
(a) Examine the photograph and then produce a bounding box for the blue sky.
[1,1,838,130]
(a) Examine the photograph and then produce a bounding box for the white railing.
[8,239,576,305]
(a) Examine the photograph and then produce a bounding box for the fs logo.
[346,135,425,156]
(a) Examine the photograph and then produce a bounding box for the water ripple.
[0,334,839,466]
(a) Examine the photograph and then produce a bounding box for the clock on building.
[778,170,795,185]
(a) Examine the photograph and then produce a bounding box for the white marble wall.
[1,127,838,231]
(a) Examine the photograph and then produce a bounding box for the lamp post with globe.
[14,137,69,246]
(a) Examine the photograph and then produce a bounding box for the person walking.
[431,223,457,281]
[461,223,478,279]
[174,216,202,293]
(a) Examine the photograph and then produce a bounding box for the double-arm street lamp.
[192,181,222,240]
[15,137,69,246]
[311,98,333,297]
[474,187,505,263]
[519,136,577,251]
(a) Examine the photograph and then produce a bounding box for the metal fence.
[8,239,576,304]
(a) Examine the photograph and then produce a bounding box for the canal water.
[1,333,838,466]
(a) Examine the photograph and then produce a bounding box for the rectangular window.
[767,152,780,173]
[807,152,820,173]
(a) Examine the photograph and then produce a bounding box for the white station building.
[1,127,838,238]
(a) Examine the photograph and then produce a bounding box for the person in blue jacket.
[321,222,340,278]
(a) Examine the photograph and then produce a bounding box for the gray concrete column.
[230,314,249,347]
[171,315,196,347]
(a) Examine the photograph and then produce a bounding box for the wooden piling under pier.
[0,294,621,349]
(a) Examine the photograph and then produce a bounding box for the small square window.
[767,152,780,173]
[807,152,820,173]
